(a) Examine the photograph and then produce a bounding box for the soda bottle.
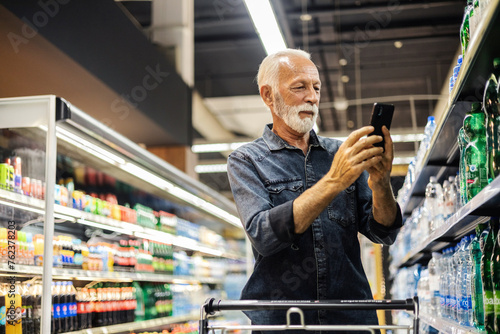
[20,283,33,334]
[458,127,470,206]
[5,282,22,334]
[132,282,145,322]
[30,283,41,334]
[492,219,500,333]
[482,217,499,334]
[76,288,86,330]
[483,58,500,181]
[464,102,488,200]
[87,288,96,329]
[0,284,6,334]
[93,286,105,328]
[472,224,488,330]
[66,282,77,331]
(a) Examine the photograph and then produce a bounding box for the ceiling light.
[339,58,348,66]
[243,0,287,55]
[394,41,403,49]
[333,97,349,111]
[341,75,350,83]
[300,14,312,22]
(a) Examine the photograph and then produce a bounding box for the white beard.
[273,93,319,134]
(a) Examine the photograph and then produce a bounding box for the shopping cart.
[200,297,419,334]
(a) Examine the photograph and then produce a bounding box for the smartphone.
[369,103,394,151]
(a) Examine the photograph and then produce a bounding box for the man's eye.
[293,86,304,90]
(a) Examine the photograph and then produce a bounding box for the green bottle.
[132,282,145,322]
[460,1,473,56]
[483,58,500,181]
[492,218,500,333]
[482,218,499,334]
[464,102,488,200]
[458,126,470,206]
[472,223,488,330]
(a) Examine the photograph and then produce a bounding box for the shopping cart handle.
[203,297,418,315]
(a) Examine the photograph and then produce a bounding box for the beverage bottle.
[472,229,486,330]
[465,236,474,326]
[445,176,459,218]
[50,283,56,334]
[0,284,7,334]
[459,235,472,326]
[59,282,68,333]
[5,282,22,334]
[20,283,33,334]
[491,220,500,333]
[482,218,499,334]
[460,1,473,56]
[483,58,500,181]
[30,283,41,334]
[428,252,441,316]
[67,282,77,331]
[0,228,8,264]
[458,127,470,206]
[439,249,448,317]
[451,244,460,322]
[425,176,445,232]
[93,286,104,328]
[87,288,96,329]
[76,288,87,330]
[464,102,489,200]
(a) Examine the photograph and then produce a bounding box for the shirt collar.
[262,123,327,151]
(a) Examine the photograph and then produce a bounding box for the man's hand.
[367,126,394,192]
[327,126,384,191]
[367,126,398,227]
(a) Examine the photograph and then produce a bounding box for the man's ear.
[260,85,273,108]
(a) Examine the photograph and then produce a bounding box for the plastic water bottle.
[451,243,461,322]
[464,235,473,326]
[444,176,459,219]
[471,226,487,330]
[429,252,442,316]
[425,176,445,232]
[416,116,437,172]
[458,235,472,326]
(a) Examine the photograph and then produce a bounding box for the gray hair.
[256,49,311,92]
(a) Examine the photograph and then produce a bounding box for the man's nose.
[305,86,319,105]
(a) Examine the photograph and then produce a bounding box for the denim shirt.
[227,124,402,332]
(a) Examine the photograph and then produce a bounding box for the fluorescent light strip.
[243,0,287,55]
[192,134,425,154]
[0,199,45,215]
[119,162,175,192]
[56,131,125,165]
[77,218,130,235]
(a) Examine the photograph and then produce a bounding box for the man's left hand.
[367,126,393,192]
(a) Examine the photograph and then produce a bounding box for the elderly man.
[227,49,402,333]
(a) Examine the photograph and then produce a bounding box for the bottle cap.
[430,176,437,182]
[493,58,500,68]
[428,116,435,121]
[457,55,463,64]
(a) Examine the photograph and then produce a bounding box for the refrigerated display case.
[0,95,246,334]
[390,0,500,333]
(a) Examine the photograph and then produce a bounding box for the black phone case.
[369,103,394,151]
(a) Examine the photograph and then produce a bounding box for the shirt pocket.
[265,178,303,206]
[327,183,356,228]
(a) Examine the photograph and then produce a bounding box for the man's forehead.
[278,56,320,79]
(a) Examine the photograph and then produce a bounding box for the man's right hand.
[327,126,384,191]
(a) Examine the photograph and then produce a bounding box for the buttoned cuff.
[369,203,403,236]
[269,200,295,243]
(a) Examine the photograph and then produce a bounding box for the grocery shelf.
[419,312,483,334]
[0,263,223,284]
[0,188,244,260]
[62,313,198,334]
[399,0,500,216]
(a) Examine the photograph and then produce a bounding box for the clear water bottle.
[416,116,437,172]
[429,252,442,316]
[440,248,451,318]
[451,243,461,322]
[425,176,445,232]
[444,176,459,219]
[464,235,474,326]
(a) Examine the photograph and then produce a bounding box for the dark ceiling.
[122,0,465,133]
